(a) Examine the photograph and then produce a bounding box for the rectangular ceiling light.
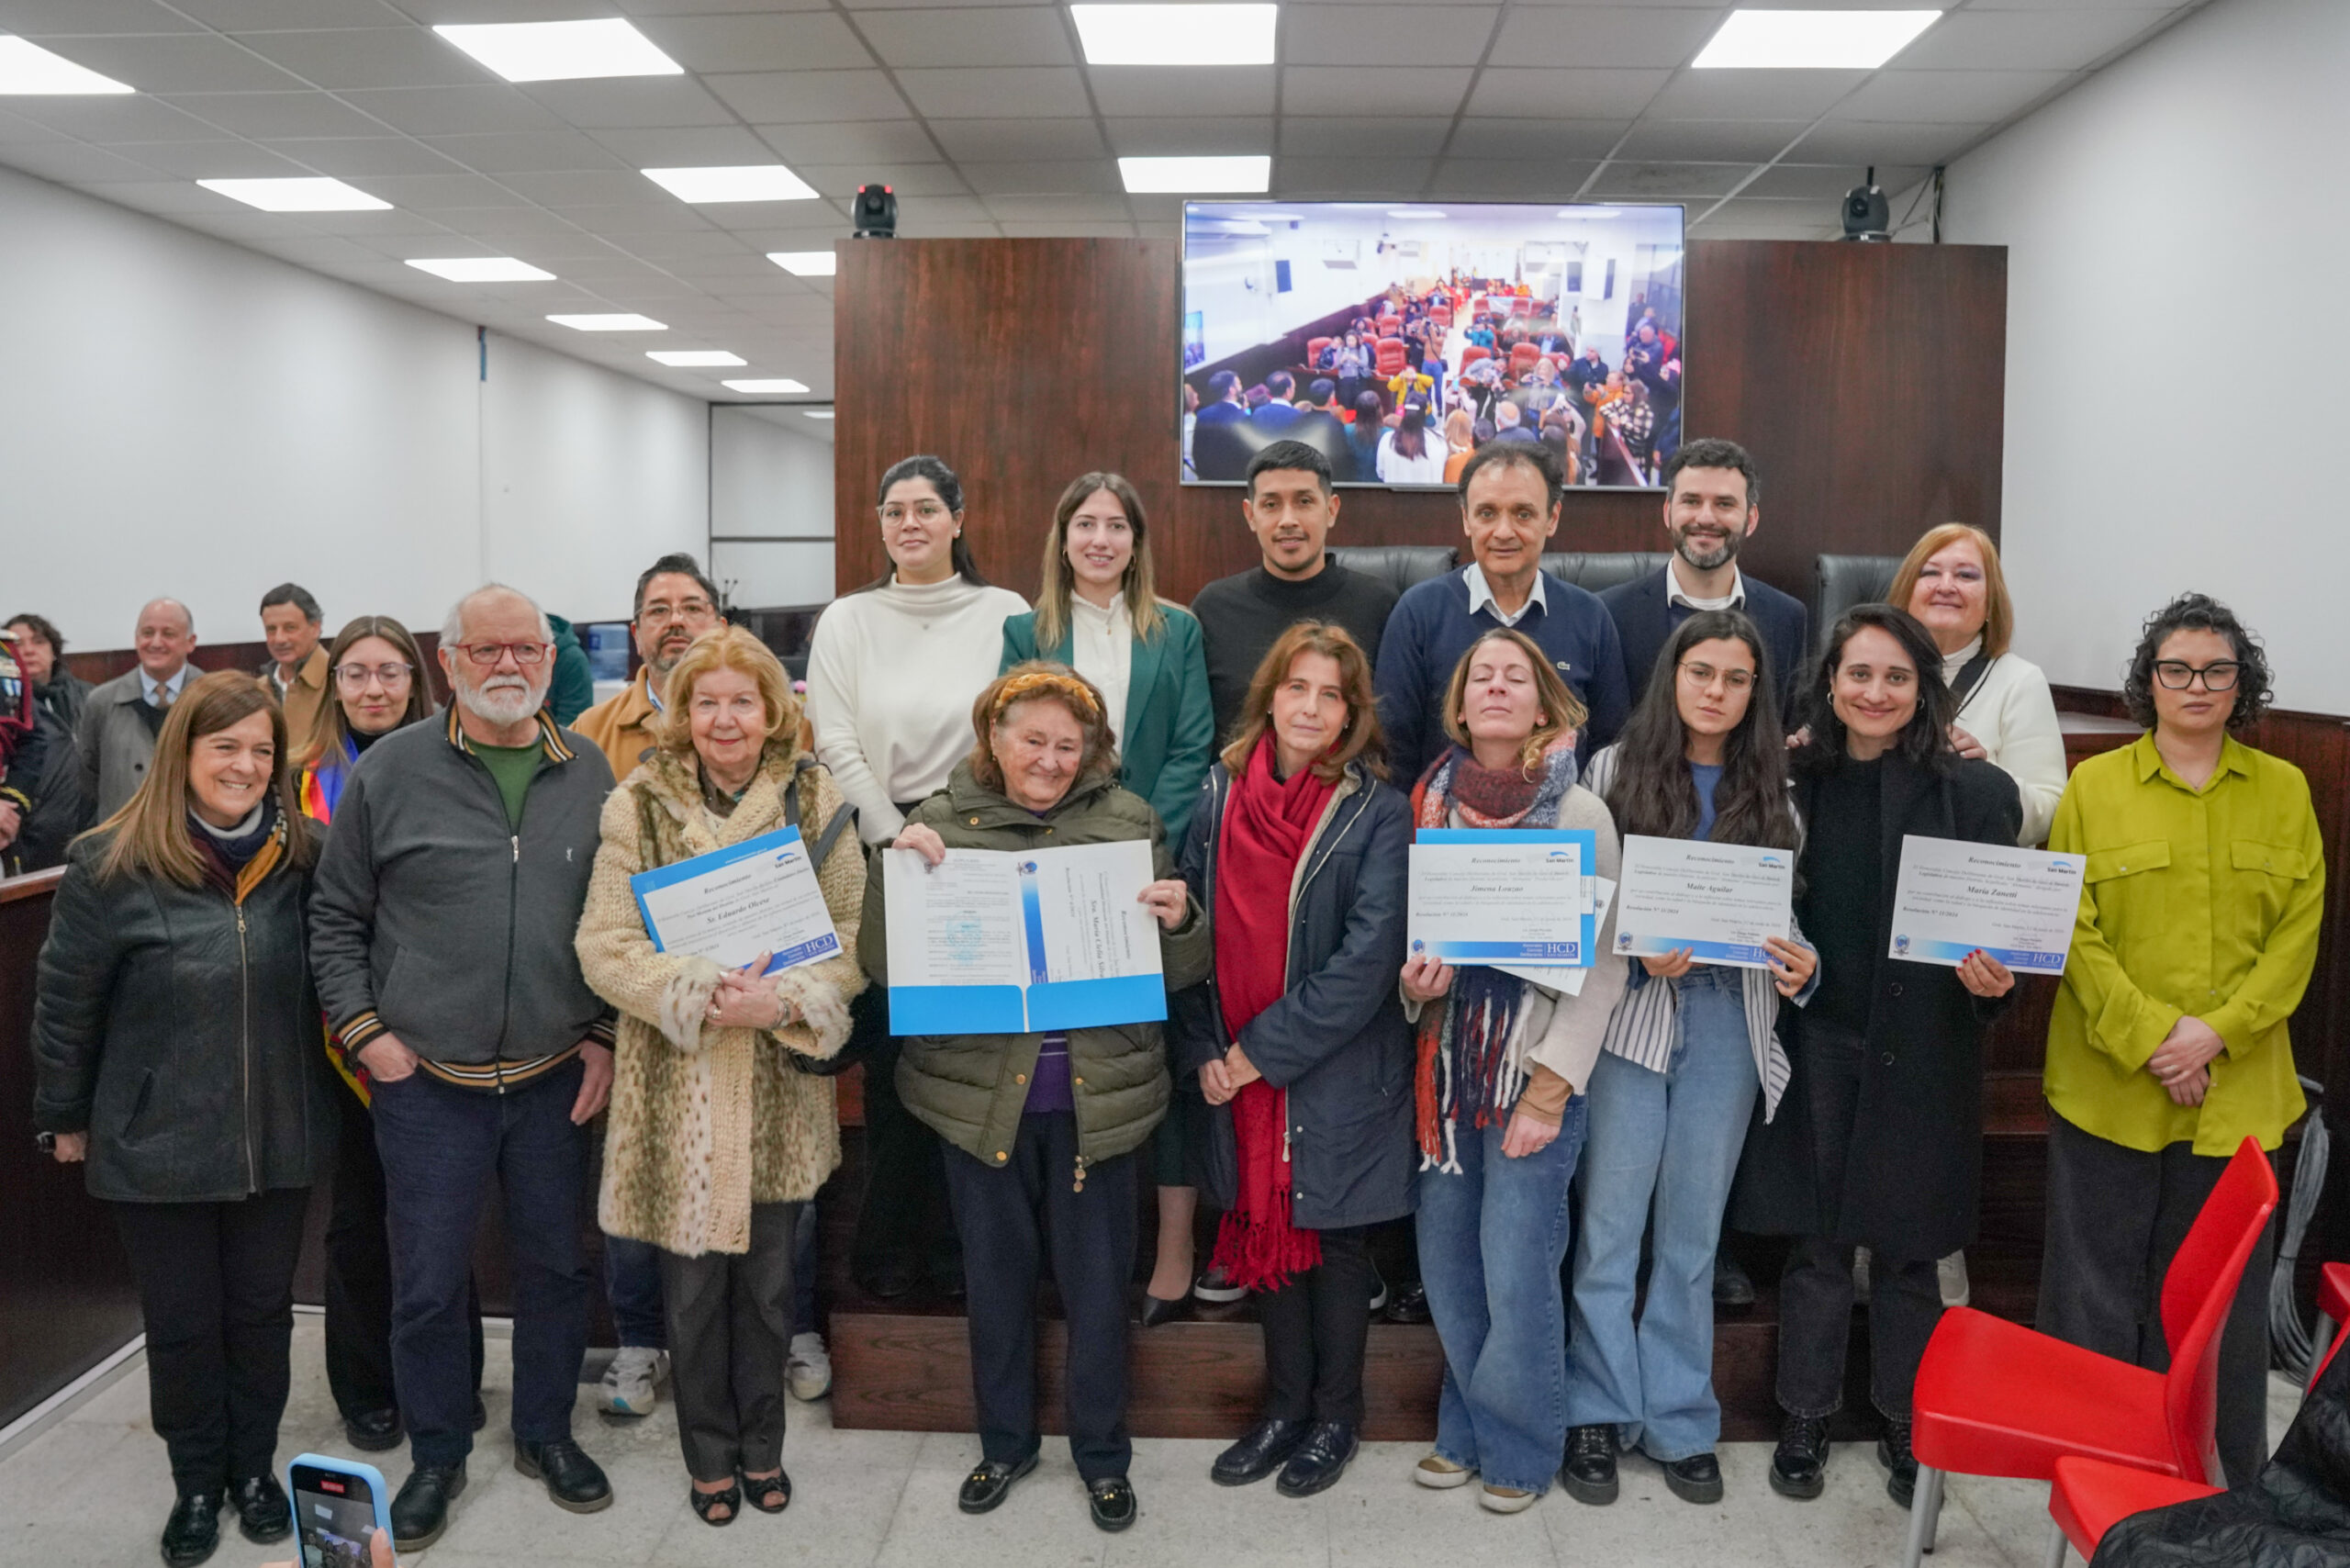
[548,312,666,330]
[1119,155,1270,194]
[0,37,136,94]
[722,378,811,395]
[406,256,554,282]
[1071,5,1277,65]
[1694,9,1941,70]
[433,18,681,84]
[804,410,835,420]
[642,165,818,204]
[649,350,745,367]
[768,251,837,277]
[198,177,390,212]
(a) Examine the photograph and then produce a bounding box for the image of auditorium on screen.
[1181,201,1685,490]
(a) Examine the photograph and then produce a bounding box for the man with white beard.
[309,584,620,1551]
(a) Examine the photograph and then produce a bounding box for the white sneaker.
[787,1331,833,1402]
[599,1346,668,1417]
[1938,1249,1971,1308]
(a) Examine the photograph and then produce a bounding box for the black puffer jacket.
[32,823,334,1204]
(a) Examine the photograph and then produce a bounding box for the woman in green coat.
[1001,471,1217,1323]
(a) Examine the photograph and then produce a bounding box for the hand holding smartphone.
[277,1455,394,1568]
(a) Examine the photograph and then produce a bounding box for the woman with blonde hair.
[576,625,869,1526]
[1441,409,1478,485]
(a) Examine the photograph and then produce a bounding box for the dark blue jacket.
[1599,566,1810,725]
[1172,760,1416,1231]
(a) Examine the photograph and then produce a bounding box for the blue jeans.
[372,1058,592,1468]
[1416,1096,1587,1495]
[603,1236,666,1350]
[1563,965,1760,1461]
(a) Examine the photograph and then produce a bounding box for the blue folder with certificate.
[1407,828,1597,967]
[882,840,1167,1035]
[629,825,844,975]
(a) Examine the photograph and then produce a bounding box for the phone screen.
[288,1463,380,1568]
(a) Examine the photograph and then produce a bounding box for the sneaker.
[1937,1250,1971,1308]
[787,1331,833,1402]
[1367,1265,1390,1316]
[1414,1454,1474,1489]
[599,1346,668,1417]
[1192,1267,1247,1305]
[1479,1484,1539,1514]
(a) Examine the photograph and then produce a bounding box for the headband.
[990,669,1101,726]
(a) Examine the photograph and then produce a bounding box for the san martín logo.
[1893,934,1912,957]
[1546,848,1575,862]
[1616,932,1635,953]
[2048,860,2078,875]
[1758,854,1787,868]
[1020,860,1039,873]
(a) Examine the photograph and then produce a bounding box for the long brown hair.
[1220,622,1386,783]
[966,662,1120,794]
[94,670,316,886]
[1604,610,1798,851]
[1437,627,1586,775]
[1887,522,2014,658]
[297,615,436,771]
[1031,472,1169,652]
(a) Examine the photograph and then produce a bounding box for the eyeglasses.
[2154,659,2241,692]
[879,501,951,525]
[453,642,548,666]
[1677,660,1754,692]
[639,599,717,629]
[335,662,414,690]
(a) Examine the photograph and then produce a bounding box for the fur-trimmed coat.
[577,743,867,1257]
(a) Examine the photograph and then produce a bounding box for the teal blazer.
[1001,601,1215,844]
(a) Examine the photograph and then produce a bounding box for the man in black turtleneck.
[1188,441,1399,743]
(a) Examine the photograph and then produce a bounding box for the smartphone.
[284,1454,391,1568]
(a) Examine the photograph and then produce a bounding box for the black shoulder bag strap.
[1949,650,1996,719]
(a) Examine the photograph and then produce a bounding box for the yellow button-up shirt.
[2045,733,2324,1154]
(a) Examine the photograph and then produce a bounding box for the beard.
[1673,527,1739,572]
[454,670,543,726]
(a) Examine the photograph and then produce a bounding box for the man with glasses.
[571,554,723,782]
[310,584,621,1551]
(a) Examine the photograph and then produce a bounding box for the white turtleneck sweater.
[804,573,1029,843]
[1943,635,2067,847]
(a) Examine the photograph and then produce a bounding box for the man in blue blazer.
[1599,437,1809,722]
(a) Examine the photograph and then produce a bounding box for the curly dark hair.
[2121,593,2272,731]
[1794,603,1955,777]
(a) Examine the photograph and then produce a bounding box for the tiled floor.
[0,1319,2306,1568]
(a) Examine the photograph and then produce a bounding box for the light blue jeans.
[1562,964,1761,1462]
[1416,1095,1588,1495]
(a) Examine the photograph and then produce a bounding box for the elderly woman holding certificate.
[857,661,1207,1534]
[575,625,869,1527]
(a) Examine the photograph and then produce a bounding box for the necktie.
[153,680,174,711]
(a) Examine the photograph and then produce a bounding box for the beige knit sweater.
[576,744,867,1258]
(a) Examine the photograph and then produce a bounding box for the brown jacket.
[261,647,330,752]
[572,667,661,783]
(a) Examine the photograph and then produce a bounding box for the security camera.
[1841,166,1889,242]
[853,184,897,239]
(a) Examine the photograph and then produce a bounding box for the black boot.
[389,1462,466,1551]
[1662,1452,1724,1505]
[1878,1415,1919,1508]
[1275,1422,1359,1498]
[514,1438,613,1514]
[1561,1424,1618,1505]
[229,1473,291,1544]
[159,1490,223,1568]
[1212,1418,1309,1486]
[1769,1412,1830,1500]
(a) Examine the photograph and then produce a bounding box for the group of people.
[17,428,2320,1558]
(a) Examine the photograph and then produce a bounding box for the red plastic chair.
[2308,1260,2350,1389]
[1306,336,1333,369]
[1461,344,1492,367]
[2047,1455,2220,1567]
[1509,342,1541,376]
[1376,313,1402,336]
[1429,306,1451,327]
[1373,338,1409,377]
[1901,1137,2277,1568]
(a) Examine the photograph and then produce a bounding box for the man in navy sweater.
[1374,442,1633,783]
[1597,437,1809,722]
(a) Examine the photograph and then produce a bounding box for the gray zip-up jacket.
[309,709,616,1069]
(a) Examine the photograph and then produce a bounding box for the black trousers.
[1774,1024,1944,1419]
[850,995,961,1291]
[321,1085,483,1422]
[1260,1226,1375,1428]
[939,1113,1137,1482]
[2038,1109,2276,1487]
[658,1202,801,1484]
[114,1187,311,1494]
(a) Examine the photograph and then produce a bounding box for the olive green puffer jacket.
[857,761,1212,1178]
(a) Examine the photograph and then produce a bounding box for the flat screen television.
[1181,201,1685,489]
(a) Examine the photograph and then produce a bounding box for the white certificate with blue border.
[1888,834,2087,975]
[883,840,1166,1035]
[1408,829,1595,967]
[629,825,842,975]
[1612,834,1796,970]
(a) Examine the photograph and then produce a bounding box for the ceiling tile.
[1640,68,1865,119]
[1447,117,1628,160]
[1465,67,1672,119]
[0,1,203,32]
[1425,157,1603,196]
[786,162,972,196]
[1894,8,2176,72]
[1272,156,1437,196]
[1616,118,1812,162]
[1487,6,1721,69]
[1795,119,1988,164]
[60,178,225,212]
[173,0,409,24]
[890,219,1000,236]
[431,206,597,239]
[1740,162,1928,201]
[520,79,740,129]
[258,137,466,176]
[287,207,461,236]
[957,159,1120,195]
[894,66,1089,119]
[358,172,534,209]
[1102,117,1273,154]
[583,125,780,166]
[160,92,391,141]
[1283,66,1472,117]
[341,85,567,137]
[1689,196,1836,240]
[1089,64,1275,118]
[1279,117,1454,157]
[927,118,1105,162]
[21,33,308,93]
[418,130,634,173]
[753,118,942,162]
[1585,161,1746,197]
[387,0,625,19]
[0,108,68,145]
[495,169,660,207]
[543,202,715,234]
[886,194,992,222]
[1831,69,2073,123]
[614,229,762,259]
[0,142,172,184]
[998,219,1136,236]
[704,70,912,122]
[1283,5,1498,65]
[0,95,216,143]
[979,192,1131,220]
[107,140,312,179]
[632,11,878,71]
[853,7,1075,68]
[229,28,492,91]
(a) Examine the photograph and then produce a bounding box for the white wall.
[0,162,713,653]
[1933,0,2349,711]
[709,406,836,609]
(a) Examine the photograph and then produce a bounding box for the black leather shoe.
[343,1406,403,1452]
[957,1452,1037,1514]
[1137,1293,1187,1328]
[514,1439,612,1514]
[1713,1251,1757,1308]
[389,1462,466,1552]
[230,1473,291,1544]
[1561,1424,1618,1505]
[1211,1417,1309,1486]
[1662,1452,1724,1505]
[1383,1282,1433,1325]
[160,1489,223,1567]
[1770,1413,1830,1500]
[1878,1416,1919,1508]
[1087,1475,1137,1532]
[1275,1421,1359,1498]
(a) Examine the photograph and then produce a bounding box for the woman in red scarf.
[1175,622,1415,1499]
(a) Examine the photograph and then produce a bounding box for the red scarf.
[1210,737,1336,1293]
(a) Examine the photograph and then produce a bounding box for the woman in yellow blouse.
[2042,593,2323,1487]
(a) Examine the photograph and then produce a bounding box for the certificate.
[1612,835,1796,970]
[884,840,1168,1035]
[629,825,843,975]
[1408,829,1595,967]
[1494,879,1617,995]
[1888,834,2087,974]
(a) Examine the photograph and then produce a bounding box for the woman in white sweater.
[1889,523,2067,847]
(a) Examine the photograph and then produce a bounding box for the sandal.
[741,1468,791,1514]
[690,1479,741,1527]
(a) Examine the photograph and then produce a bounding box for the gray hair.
[441,583,554,649]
